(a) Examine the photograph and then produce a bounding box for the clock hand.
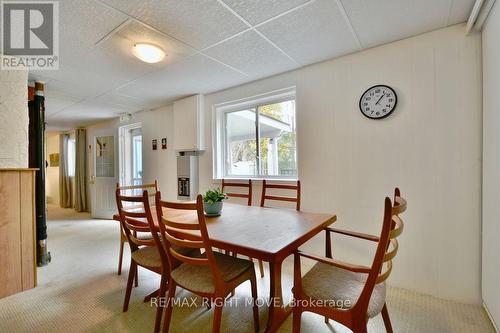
[375,94,384,105]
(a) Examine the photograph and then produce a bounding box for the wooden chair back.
[222,179,252,206]
[260,179,301,211]
[116,181,158,208]
[155,193,223,290]
[357,188,406,312]
[115,189,156,252]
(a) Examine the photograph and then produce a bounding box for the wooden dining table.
[115,203,336,332]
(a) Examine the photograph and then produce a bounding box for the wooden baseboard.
[483,301,499,333]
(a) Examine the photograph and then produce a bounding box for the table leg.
[266,256,292,333]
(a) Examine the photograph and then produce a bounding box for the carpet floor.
[0,206,495,333]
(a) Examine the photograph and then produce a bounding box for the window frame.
[213,87,297,180]
[131,131,142,185]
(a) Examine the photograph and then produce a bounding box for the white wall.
[45,132,60,205]
[482,1,500,328]
[0,69,28,168]
[86,105,177,200]
[199,24,482,304]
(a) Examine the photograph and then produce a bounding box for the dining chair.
[116,181,158,276]
[115,189,165,332]
[155,193,260,333]
[221,179,265,278]
[221,179,252,206]
[292,188,406,333]
[260,179,301,211]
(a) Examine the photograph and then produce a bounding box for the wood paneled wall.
[0,169,37,299]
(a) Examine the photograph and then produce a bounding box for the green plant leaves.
[203,187,228,205]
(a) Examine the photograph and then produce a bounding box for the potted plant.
[203,187,228,216]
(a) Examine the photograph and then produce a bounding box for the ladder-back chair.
[260,179,301,211]
[115,189,165,332]
[292,188,406,333]
[222,179,252,206]
[115,181,158,276]
[155,194,260,333]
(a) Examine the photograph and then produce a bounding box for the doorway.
[90,131,117,219]
[119,123,143,189]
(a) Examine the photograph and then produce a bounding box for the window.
[132,131,142,186]
[67,138,76,177]
[95,136,114,177]
[118,124,142,191]
[214,88,297,179]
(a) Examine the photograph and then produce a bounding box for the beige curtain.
[74,128,88,212]
[59,133,72,208]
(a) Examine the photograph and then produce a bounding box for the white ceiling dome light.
[132,43,165,63]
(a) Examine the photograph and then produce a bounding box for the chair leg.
[134,265,139,287]
[250,274,260,332]
[353,321,368,333]
[161,280,177,333]
[212,304,223,333]
[292,307,302,333]
[118,238,125,275]
[258,259,265,278]
[154,272,169,333]
[324,316,329,323]
[123,261,137,312]
[381,303,393,333]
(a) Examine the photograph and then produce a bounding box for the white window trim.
[212,87,297,180]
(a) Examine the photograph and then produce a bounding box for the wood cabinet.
[0,169,37,299]
[173,94,204,151]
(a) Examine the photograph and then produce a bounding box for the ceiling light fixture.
[132,43,165,63]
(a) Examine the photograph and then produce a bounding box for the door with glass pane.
[90,132,117,219]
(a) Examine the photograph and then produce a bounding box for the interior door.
[90,133,117,219]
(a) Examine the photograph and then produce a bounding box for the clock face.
[359,85,397,119]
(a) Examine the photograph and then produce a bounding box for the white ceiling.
[33,0,475,131]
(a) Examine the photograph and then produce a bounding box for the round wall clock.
[359,85,397,119]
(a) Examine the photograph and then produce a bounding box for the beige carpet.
[0,206,494,333]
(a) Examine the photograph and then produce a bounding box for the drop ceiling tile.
[257,0,359,66]
[57,4,172,91]
[100,20,196,68]
[36,0,144,102]
[221,0,311,25]
[94,92,150,110]
[44,95,81,116]
[448,0,475,25]
[116,54,247,106]
[59,45,156,84]
[45,112,106,131]
[47,100,135,123]
[60,0,127,44]
[59,0,128,61]
[100,0,248,49]
[341,0,452,48]
[29,69,120,100]
[204,30,298,80]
